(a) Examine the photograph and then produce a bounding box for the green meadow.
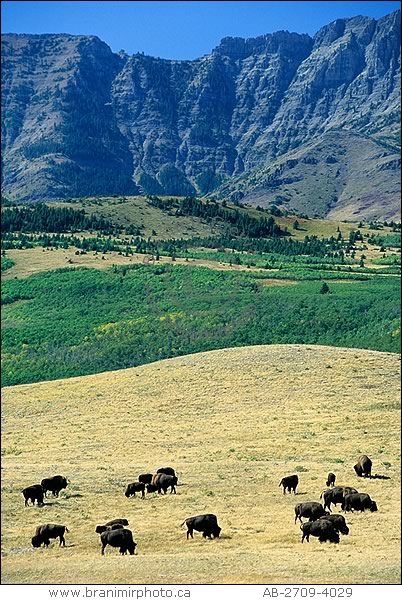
[2,264,400,387]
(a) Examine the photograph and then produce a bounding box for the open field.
[1,246,270,281]
[2,242,399,283]
[1,345,400,584]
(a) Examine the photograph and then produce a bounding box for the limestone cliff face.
[1,10,400,220]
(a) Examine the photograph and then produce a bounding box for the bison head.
[370,501,378,512]
[124,486,132,498]
[31,535,43,548]
[354,464,363,477]
[146,484,157,493]
[213,526,222,538]
[95,525,107,534]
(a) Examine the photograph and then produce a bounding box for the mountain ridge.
[1,10,400,220]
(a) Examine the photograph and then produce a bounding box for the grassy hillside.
[45,195,376,242]
[2,264,400,386]
[1,345,400,584]
[216,131,401,222]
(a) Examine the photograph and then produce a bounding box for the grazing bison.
[41,475,68,497]
[321,486,358,511]
[354,455,372,478]
[31,524,68,547]
[22,484,44,507]
[150,473,177,494]
[157,467,176,478]
[181,514,221,539]
[138,473,153,485]
[100,528,137,555]
[343,492,378,513]
[95,523,124,534]
[319,514,349,535]
[301,520,340,544]
[326,472,336,487]
[125,482,146,499]
[105,518,129,527]
[295,502,328,523]
[146,483,158,494]
[279,475,299,494]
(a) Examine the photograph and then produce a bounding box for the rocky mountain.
[1,10,400,220]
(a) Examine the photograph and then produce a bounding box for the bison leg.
[59,535,65,547]
[171,486,176,494]
[101,542,107,555]
[141,489,145,499]
[186,528,193,540]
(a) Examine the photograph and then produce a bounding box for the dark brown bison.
[41,475,68,497]
[354,455,372,478]
[100,528,137,555]
[125,482,146,499]
[149,473,177,494]
[318,514,349,535]
[105,518,129,527]
[157,467,176,479]
[181,514,221,539]
[279,474,299,494]
[326,472,336,487]
[95,523,124,534]
[294,502,328,523]
[343,492,378,513]
[301,520,340,544]
[320,486,358,511]
[31,524,69,547]
[138,473,153,485]
[22,484,44,507]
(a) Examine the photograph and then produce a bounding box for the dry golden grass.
[1,247,272,281]
[1,345,400,584]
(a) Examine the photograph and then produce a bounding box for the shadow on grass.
[63,493,84,498]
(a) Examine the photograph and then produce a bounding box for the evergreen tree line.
[1,204,119,234]
[146,195,286,238]
[131,233,346,259]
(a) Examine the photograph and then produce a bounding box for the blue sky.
[2,1,400,60]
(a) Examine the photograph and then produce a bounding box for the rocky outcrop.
[1,10,400,220]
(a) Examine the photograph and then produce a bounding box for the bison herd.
[22,455,384,555]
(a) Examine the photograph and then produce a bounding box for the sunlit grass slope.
[1,345,400,584]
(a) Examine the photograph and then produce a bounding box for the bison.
[279,474,299,494]
[22,484,44,507]
[320,486,358,511]
[343,492,378,513]
[181,514,221,539]
[41,475,68,497]
[354,455,372,478]
[326,472,336,487]
[294,502,328,523]
[100,528,137,555]
[318,514,349,535]
[149,473,177,494]
[95,523,124,534]
[105,518,129,527]
[138,473,153,485]
[157,467,176,479]
[125,482,146,499]
[31,524,68,548]
[301,520,340,544]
